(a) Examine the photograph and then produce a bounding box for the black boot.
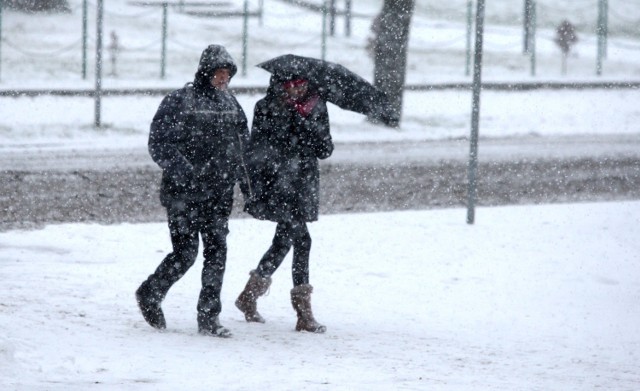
[197,313,232,338]
[135,280,166,329]
[197,287,231,338]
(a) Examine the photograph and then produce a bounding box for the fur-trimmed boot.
[290,284,326,333]
[235,270,272,323]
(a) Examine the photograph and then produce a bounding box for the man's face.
[211,68,231,90]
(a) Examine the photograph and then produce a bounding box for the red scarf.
[288,94,320,117]
[282,79,319,117]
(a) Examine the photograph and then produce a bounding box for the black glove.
[168,161,195,188]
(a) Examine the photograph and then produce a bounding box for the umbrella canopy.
[257,54,392,122]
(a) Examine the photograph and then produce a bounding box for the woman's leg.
[291,221,311,286]
[288,221,324,332]
[255,222,294,278]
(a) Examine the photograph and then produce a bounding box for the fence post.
[161,2,168,79]
[596,0,606,76]
[603,0,608,58]
[0,0,3,82]
[329,0,336,36]
[321,1,327,60]
[242,0,248,76]
[344,0,351,37]
[465,0,472,76]
[95,0,104,128]
[467,0,486,225]
[523,0,532,54]
[530,1,536,76]
[82,0,88,79]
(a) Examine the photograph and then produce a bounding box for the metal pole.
[345,0,351,37]
[465,0,472,76]
[82,0,88,79]
[596,0,603,76]
[530,1,536,77]
[95,0,104,128]
[0,0,3,82]
[523,0,532,54]
[259,0,264,27]
[603,0,608,59]
[242,0,248,76]
[161,2,168,79]
[329,0,336,36]
[466,0,486,225]
[321,1,327,60]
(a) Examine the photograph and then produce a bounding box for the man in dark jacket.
[135,45,251,338]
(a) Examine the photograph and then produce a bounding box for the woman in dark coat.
[236,75,334,333]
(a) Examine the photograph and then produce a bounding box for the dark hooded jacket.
[245,76,334,222]
[149,45,250,213]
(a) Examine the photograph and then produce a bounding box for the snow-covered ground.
[1,202,639,390]
[1,1,639,389]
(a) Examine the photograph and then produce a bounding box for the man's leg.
[136,203,199,329]
[197,214,231,337]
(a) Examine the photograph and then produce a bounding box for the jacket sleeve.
[244,102,281,203]
[299,101,334,160]
[233,100,253,200]
[148,91,194,185]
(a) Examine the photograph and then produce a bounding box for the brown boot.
[290,284,326,333]
[235,270,272,323]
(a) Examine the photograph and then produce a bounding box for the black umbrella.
[257,54,392,122]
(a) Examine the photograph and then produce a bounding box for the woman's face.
[283,80,309,101]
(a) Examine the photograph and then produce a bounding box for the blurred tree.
[368,0,415,128]
[4,0,70,13]
[554,20,578,75]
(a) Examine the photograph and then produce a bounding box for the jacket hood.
[194,45,238,89]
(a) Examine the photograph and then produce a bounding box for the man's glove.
[168,161,195,188]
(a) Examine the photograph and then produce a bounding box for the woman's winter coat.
[245,80,334,223]
[148,45,250,214]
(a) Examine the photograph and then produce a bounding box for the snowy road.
[2,133,640,170]
[1,134,640,231]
